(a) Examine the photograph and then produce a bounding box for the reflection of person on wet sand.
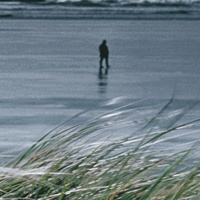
[98,72,108,94]
[99,40,110,74]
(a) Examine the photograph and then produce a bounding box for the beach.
[0,19,199,161]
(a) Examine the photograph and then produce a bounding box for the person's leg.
[99,57,103,74]
[105,57,109,74]
[105,67,108,75]
[105,57,109,68]
[100,57,103,68]
[100,57,103,67]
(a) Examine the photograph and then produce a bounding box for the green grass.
[0,98,199,199]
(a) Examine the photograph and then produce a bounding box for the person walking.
[99,40,110,74]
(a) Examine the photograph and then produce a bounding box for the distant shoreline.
[0,5,200,20]
[1,15,200,20]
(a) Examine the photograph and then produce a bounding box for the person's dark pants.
[100,56,109,68]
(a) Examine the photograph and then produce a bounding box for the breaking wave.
[0,0,200,19]
[5,0,200,6]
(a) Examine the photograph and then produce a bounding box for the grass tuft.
[0,98,199,199]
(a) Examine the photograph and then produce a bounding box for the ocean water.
[0,0,200,19]
[0,19,199,165]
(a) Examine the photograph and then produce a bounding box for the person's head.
[103,40,107,44]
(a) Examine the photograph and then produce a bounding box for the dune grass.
[0,98,199,199]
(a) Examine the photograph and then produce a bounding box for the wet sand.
[0,19,200,158]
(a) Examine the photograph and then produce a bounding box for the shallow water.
[0,19,200,162]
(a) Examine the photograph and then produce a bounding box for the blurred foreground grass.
[0,98,199,199]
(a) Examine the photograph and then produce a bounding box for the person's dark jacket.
[99,42,109,58]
